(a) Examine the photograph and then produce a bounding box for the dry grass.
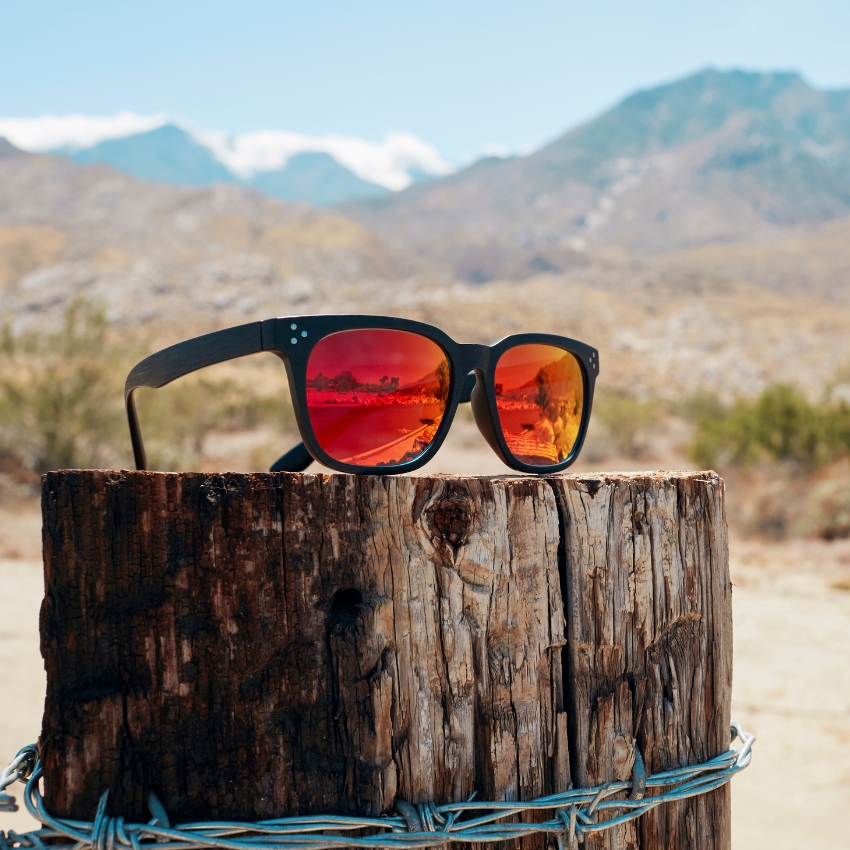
[0,224,66,289]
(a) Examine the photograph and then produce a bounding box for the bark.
[39,469,731,850]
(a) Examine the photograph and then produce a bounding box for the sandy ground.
[1,436,849,845]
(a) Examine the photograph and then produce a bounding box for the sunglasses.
[126,315,599,475]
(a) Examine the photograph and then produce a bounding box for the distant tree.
[534,367,552,416]
[435,361,450,402]
[332,370,359,392]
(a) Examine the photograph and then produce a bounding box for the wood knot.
[426,496,472,557]
[326,588,363,633]
[645,613,702,662]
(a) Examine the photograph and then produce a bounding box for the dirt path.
[0,557,45,834]
[728,537,850,848]
[2,504,849,845]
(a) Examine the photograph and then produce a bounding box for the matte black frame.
[125,314,599,475]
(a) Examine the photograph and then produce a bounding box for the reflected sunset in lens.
[306,329,450,466]
[494,344,584,466]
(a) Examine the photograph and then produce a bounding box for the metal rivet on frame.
[291,323,297,330]
[291,338,298,344]
[301,330,307,337]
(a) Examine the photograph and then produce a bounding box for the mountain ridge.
[53,124,392,207]
[345,68,850,281]
[55,125,236,187]
[0,116,452,207]
[0,137,27,160]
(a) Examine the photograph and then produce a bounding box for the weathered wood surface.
[550,475,732,850]
[40,469,731,850]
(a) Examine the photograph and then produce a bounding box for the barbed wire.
[0,722,753,850]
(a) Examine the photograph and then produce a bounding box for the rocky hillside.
[0,149,395,331]
[347,69,850,283]
[1,69,849,402]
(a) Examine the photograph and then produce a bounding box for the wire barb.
[0,726,755,850]
[629,746,647,801]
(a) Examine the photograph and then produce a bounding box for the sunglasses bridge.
[453,343,491,386]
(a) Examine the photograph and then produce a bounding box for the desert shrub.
[0,302,295,477]
[688,384,850,471]
[797,468,850,540]
[0,302,129,471]
[592,393,659,458]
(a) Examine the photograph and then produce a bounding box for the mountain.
[2,132,849,404]
[53,125,390,204]
[346,69,850,281]
[15,121,444,208]
[249,152,387,206]
[56,124,236,186]
[0,137,27,160]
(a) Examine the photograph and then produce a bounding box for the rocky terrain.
[0,144,394,332]
[347,69,850,284]
[1,68,849,404]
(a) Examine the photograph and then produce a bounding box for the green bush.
[688,384,850,470]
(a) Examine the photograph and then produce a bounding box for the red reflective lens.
[494,344,584,466]
[306,329,450,466]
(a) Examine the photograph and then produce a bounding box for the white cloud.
[477,141,535,161]
[481,143,512,159]
[198,129,454,190]
[0,112,169,151]
[0,112,455,191]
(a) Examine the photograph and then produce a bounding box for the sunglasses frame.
[126,314,599,475]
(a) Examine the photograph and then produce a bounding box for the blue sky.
[1,0,848,162]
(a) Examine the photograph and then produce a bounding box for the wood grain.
[39,469,731,849]
[40,471,568,831]
[549,472,732,850]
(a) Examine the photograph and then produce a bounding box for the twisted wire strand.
[0,723,754,850]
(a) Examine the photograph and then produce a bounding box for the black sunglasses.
[126,315,599,475]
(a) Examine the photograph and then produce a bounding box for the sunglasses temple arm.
[125,323,264,470]
[269,442,314,473]
[269,375,477,473]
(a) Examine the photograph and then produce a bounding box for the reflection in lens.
[494,344,584,466]
[306,329,450,466]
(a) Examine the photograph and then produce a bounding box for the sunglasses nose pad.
[469,371,510,463]
[460,372,477,403]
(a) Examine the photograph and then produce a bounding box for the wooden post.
[39,470,731,850]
